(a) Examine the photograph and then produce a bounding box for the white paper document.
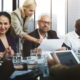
[38,39,64,51]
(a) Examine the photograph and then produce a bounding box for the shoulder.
[48,30,57,33]
[29,29,38,36]
[48,30,57,35]
[48,30,59,39]
[6,33,16,42]
[11,8,20,15]
[65,31,75,38]
[11,8,21,18]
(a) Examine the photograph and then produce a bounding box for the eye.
[0,22,2,25]
[29,10,34,12]
[4,22,8,25]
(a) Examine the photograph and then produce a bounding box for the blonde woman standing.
[11,0,42,44]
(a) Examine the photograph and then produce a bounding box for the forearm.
[22,33,41,43]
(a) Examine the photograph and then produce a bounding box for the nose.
[0,24,5,29]
[44,23,49,27]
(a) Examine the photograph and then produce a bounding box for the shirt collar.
[38,30,48,39]
[74,31,80,38]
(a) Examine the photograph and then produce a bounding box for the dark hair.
[0,12,11,34]
[0,12,11,24]
[75,19,80,28]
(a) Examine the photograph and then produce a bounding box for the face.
[0,16,10,35]
[38,16,51,33]
[24,5,36,17]
[75,20,80,35]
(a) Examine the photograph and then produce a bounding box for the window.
[0,0,2,11]
[3,0,12,12]
[19,0,25,7]
[35,0,51,20]
[52,0,66,37]
[19,0,66,37]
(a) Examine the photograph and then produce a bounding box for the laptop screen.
[55,50,80,66]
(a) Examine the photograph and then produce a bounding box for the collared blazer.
[23,29,58,57]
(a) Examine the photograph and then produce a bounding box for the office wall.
[67,0,80,32]
[52,0,67,37]
[1,0,80,34]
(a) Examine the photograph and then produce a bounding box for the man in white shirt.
[64,19,80,53]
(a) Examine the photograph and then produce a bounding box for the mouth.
[0,29,5,33]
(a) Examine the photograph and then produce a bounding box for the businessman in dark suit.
[23,14,59,57]
[23,14,66,58]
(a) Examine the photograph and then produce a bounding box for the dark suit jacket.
[23,29,58,57]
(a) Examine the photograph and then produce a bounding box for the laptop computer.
[54,50,80,66]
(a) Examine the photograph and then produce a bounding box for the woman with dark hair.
[0,12,39,80]
[0,11,16,58]
[0,12,16,80]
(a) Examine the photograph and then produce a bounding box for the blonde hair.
[21,0,36,18]
[23,0,36,7]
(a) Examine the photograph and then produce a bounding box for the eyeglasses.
[39,20,51,25]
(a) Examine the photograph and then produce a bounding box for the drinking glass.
[27,56,38,69]
[12,53,22,64]
[37,55,49,77]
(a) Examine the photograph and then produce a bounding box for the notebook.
[54,50,80,66]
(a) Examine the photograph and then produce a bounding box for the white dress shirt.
[64,31,80,52]
[38,30,48,39]
[38,30,53,59]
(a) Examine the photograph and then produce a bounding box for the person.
[0,12,17,80]
[23,14,57,56]
[0,11,40,80]
[50,52,80,80]
[0,12,17,58]
[49,19,80,80]
[63,19,80,53]
[23,14,66,66]
[11,0,42,44]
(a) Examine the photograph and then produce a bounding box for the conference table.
[0,57,50,80]
[11,56,50,80]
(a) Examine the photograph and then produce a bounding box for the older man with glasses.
[23,14,59,57]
